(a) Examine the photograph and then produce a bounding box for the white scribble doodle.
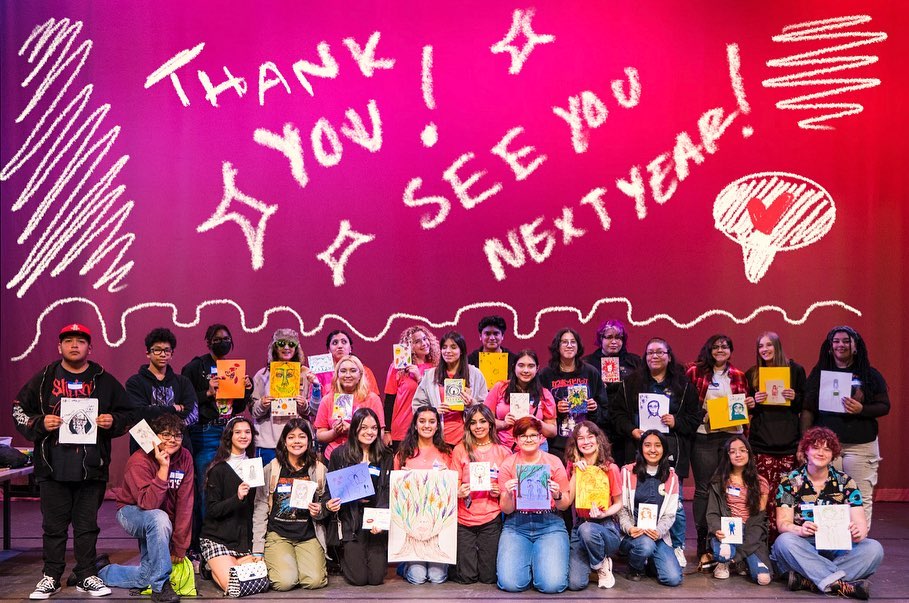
[490,8,555,75]
[13,297,861,362]
[421,45,438,148]
[1,18,136,298]
[197,162,278,270]
[714,172,836,283]
[143,42,206,107]
[316,220,376,286]
[725,44,751,115]
[762,15,886,130]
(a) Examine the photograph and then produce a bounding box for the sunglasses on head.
[275,340,298,348]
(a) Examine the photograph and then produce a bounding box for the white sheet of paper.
[819,370,852,414]
[362,507,391,531]
[638,394,669,433]
[289,479,317,508]
[721,516,743,544]
[59,398,99,444]
[129,419,161,453]
[233,457,265,488]
[637,503,658,530]
[765,380,787,405]
[308,353,334,375]
[271,397,297,417]
[469,462,491,491]
[510,393,530,419]
[814,504,852,550]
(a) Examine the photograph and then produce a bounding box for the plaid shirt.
[685,364,749,401]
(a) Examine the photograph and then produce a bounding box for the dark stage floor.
[1,499,906,601]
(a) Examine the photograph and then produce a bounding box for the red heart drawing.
[746,192,794,234]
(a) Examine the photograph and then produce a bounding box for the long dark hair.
[711,435,761,517]
[335,407,389,466]
[205,416,257,485]
[506,349,544,402]
[565,420,613,469]
[463,404,499,462]
[548,327,585,371]
[633,429,671,482]
[811,326,876,395]
[694,334,734,375]
[635,337,688,398]
[747,331,789,389]
[396,405,451,466]
[275,418,318,473]
[434,330,471,386]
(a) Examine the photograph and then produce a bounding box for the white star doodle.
[197,161,278,270]
[490,8,555,75]
[316,220,376,286]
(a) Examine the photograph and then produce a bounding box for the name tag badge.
[277,483,292,494]
[432,460,444,471]
[67,380,83,391]
[368,465,381,477]
[727,486,741,497]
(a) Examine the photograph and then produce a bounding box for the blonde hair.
[331,355,371,400]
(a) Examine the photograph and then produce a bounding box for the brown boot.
[830,579,870,600]
[786,571,818,593]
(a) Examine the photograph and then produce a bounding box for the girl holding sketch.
[744,331,807,542]
[484,349,557,450]
[617,429,682,586]
[315,355,386,460]
[252,418,335,591]
[705,435,772,584]
[564,421,623,590]
[496,416,572,594]
[412,331,489,445]
[450,404,510,584]
[384,326,440,448]
[393,405,453,584]
[327,408,393,586]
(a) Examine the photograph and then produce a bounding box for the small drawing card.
[327,462,375,504]
[393,344,411,369]
[819,370,852,414]
[516,464,551,511]
[269,361,301,398]
[271,397,297,417]
[216,360,246,399]
[234,457,265,488]
[637,503,658,530]
[721,516,743,544]
[478,352,508,387]
[638,394,669,433]
[567,384,588,416]
[129,419,161,453]
[444,379,465,411]
[469,461,491,491]
[289,479,317,509]
[59,397,99,445]
[601,357,620,383]
[332,394,353,421]
[510,393,530,419]
[759,366,791,405]
[308,353,334,375]
[814,504,852,550]
[362,507,391,531]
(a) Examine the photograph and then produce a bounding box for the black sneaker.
[151,581,180,603]
[830,579,870,600]
[76,575,111,597]
[626,568,645,582]
[787,570,818,593]
[67,556,112,587]
[29,575,61,600]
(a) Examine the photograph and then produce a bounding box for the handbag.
[227,560,269,597]
[139,558,196,596]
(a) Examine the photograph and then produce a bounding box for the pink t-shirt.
[384,362,434,441]
[566,461,623,520]
[497,451,569,512]
[726,475,770,522]
[484,381,556,450]
[314,392,384,460]
[451,442,511,526]
[394,446,452,470]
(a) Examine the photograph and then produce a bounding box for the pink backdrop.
[2,1,906,498]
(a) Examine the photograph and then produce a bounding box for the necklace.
[475,440,493,447]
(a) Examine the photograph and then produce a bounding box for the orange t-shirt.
[451,442,511,526]
[384,362,434,441]
[394,446,452,471]
[497,451,569,512]
[568,462,623,520]
[313,392,384,459]
[726,475,770,522]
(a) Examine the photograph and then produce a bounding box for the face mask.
[211,341,233,357]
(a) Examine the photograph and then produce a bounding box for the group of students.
[11,317,889,600]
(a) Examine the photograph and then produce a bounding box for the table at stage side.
[0,465,35,550]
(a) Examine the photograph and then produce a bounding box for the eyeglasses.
[518,433,540,441]
[601,334,622,341]
[711,344,730,350]
[560,340,577,347]
[210,337,232,344]
[275,340,298,348]
[646,350,668,357]
[149,348,173,356]
[158,432,184,441]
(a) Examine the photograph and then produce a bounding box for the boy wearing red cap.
[12,323,134,599]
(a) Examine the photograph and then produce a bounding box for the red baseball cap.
[59,323,92,342]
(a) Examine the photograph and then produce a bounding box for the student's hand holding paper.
[754,391,768,404]
[43,415,62,431]
[503,413,516,427]
[406,365,421,381]
[327,498,342,513]
[644,529,660,541]
[244,376,254,390]
[308,501,322,516]
[556,399,569,414]
[629,527,644,538]
[799,521,817,537]
[237,482,250,501]
[715,529,726,540]
[782,388,796,401]
[660,414,675,428]
[589,504,606,519]
[843,396,863,414]
[260,396,273,408]
[458,483,471,499]
[207,376,219,398]
[96,413,113,429]
[574,460,589,471]
[745,396,756,409]
[586,398,598,412]
[295,395,308,413]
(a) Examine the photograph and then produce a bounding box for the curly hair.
[797,426,842,463]
[149,413,185,436]
[397,326,440,365]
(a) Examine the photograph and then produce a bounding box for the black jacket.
[202,461,256,553]
[804,363,889,445]
[744,360,806,455]
[539,362,608,459]
[12,360,132,482]
[706,479,772,571]
[126,365,198,427]
[327,447,393,544]
[181,354,251,426]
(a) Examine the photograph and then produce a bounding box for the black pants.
[340,531,388,586]
[39,479,106,581]
[691,432,731,555]
[451,517,502,584]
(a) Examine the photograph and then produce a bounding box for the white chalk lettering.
[291,41,339,96]
[316,220,376,286]
[144,43,205,107]
[483,231,526,282]
[253,124,308,189]
[490,8,555,75]
[442,153,503,210]
[579,188,611,231]
[672,131,705,181]
[198,67,248,108]
[343,32,395,77]
[616,166,646,220]
[553,207,586,244]
[521,217,555,263]
[258,61,291,106]
[340,99,382,152]
[311,118,343,167]
[490,126,546,181]
[611,67,642,108]
[403,178,450,230]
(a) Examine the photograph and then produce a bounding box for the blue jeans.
[188,423,223,550]
[568,520,621,590]
[619,535,682,586]
[99,506,173,592]
[400,562,447,584]
[497,512,569,593]
[669,499,686,549]
[771,533,883,592]
[710,537,771,581]
[257,447,276,466]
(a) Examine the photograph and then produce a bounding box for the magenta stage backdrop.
[2,1,906,497]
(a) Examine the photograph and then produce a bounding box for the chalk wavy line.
[762,14,886,130]
[11,297,862,362]
[0,17,135,298]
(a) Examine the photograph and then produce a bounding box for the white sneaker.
[76,575,111,597]
[674,546,687,568]
[597,558,615,589]
[29,575,61,600]
[714,562,730,579]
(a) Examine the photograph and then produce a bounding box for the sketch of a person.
[832,378,840,397]
[646,398,661,418]
[730,402,747,421]
[68,411,92,435]
[728,520,736,536]
[770,384,779,399]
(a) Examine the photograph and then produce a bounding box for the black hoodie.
[125,364,198,427]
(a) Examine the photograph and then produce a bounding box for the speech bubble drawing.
[714,172,836,283]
